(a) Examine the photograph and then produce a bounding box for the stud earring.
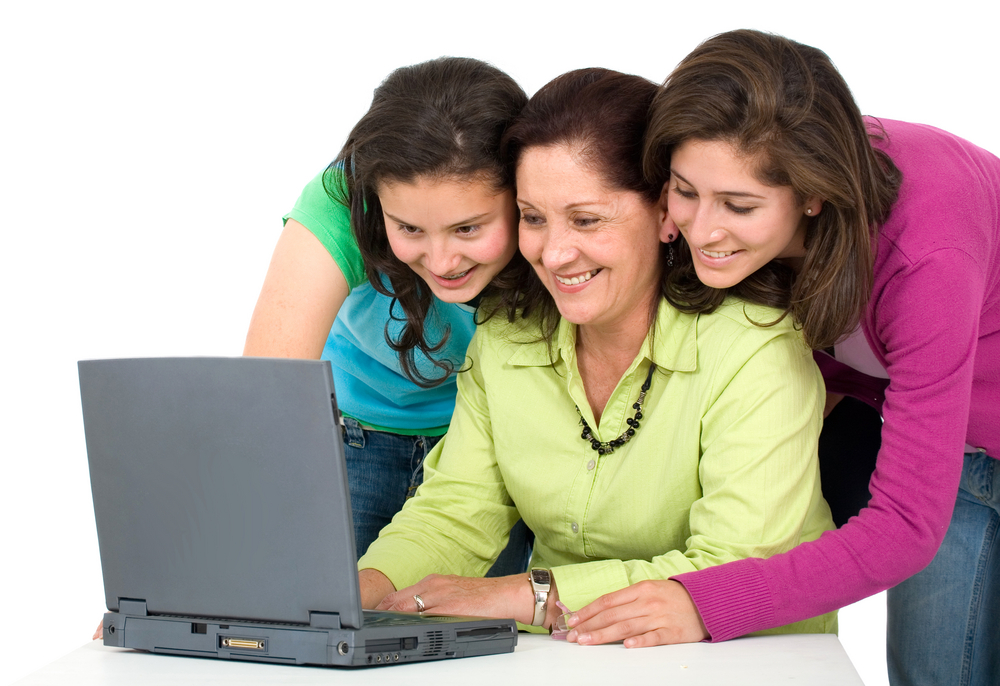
[806,208,813,215]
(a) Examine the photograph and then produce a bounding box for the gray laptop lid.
[80,357,364,630]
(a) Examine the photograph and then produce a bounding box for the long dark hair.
[325,57,528,387]
[494,68,665,340]
[644,29,902,349]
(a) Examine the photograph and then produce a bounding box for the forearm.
[359,568,396,609]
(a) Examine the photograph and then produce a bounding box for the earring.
[667,243,675,267]
[806,208,813,215]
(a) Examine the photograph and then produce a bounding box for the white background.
[2,2,997,684]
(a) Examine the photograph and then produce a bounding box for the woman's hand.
[376,573,540,626]
[93,619,103,640]
[564,580,709,647]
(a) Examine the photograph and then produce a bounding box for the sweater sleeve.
[676,247,982,641]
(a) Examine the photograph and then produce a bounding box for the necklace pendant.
[574,364,656,455]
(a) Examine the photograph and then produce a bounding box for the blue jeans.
[342,417,533,577]
[887,450,1000,686]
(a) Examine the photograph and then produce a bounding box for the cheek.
[476,225,517,265]
[665,196,690,226]
[517,227,543,263]
[384,233,419,268]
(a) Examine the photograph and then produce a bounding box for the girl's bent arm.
[244,218,349,359]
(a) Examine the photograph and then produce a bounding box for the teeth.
[440,269,470,280]
[555,269,602,286]
[701,249,735,258]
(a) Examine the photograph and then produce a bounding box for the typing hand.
[376,573,537,626]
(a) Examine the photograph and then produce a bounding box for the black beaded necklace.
[576,364,656,455]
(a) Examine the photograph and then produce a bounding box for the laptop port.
[220,637,265,651]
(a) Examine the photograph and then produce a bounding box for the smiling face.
[379,175,519,303]
[666,139,818,288]
[516,144,669,333]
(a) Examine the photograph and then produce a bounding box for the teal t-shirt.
[284,170,476,434]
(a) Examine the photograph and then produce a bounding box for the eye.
[672,185,697,199]
[455,225,481,236]
[519,211,544,227]
[725,202,754,216]
[573,215,600,228]
[397,224,422,235]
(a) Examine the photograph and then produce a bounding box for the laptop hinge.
[118,598,148,616]
[309,611,341,629]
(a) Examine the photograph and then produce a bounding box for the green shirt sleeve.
[357,331,521,585]
[284,168,367,290]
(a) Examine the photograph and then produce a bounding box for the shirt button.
[587,459,596,471]
[571,522,579,533]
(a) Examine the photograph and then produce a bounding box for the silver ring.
[413,594,425,613]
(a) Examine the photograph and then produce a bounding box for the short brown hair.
[492,68,665,336]
[644,29,901,349]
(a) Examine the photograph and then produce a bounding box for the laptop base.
[102,610,518,668]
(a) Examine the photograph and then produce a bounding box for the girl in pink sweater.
[564,30,1000,686]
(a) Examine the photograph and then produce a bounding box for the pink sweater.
[675,118,1000,641]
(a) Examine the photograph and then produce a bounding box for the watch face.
[531,569,551,585]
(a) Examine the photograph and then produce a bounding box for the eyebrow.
[516,198,606,210]
[670,170,767,200]
[383,210,494,230]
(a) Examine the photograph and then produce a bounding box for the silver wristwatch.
[529,568,551,626]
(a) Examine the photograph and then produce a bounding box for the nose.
[540,222,580,271]
[424,235,463,276]
[682,204,727,246]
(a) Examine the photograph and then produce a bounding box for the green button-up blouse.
[359,297,837,636]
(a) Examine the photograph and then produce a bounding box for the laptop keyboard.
[363,610,465,626]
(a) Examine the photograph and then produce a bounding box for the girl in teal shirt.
[244,58,530,567]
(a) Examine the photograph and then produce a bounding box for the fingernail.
[566,629,577,642]
[566,612,578,627]
[577,633,591,644]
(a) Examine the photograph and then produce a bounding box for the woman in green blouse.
[357,68,836,637]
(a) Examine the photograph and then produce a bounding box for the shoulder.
[471,304,553,368]
[866,118,998,294]
[699,298,804,345]
[286,167,366,289]
[690,298,813,382]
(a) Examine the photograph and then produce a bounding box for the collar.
[505,300,699,373]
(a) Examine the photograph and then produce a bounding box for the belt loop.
[342,416,366,448]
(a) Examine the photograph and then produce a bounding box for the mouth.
[429,265,477,289]
[554,268,603,286]
[439,268,471,281]
[699,248,739,259]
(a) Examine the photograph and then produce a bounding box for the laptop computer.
[79,356,518,667]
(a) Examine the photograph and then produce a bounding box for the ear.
[804,196,824,218]
[658,182,679,243]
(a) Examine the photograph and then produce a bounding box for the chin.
[694,268,742,290]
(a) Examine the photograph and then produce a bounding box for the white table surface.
[15,633,863,685]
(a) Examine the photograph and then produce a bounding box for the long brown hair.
[493,67,666,340]
[326,57,528,387]
[644,29,902,349]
